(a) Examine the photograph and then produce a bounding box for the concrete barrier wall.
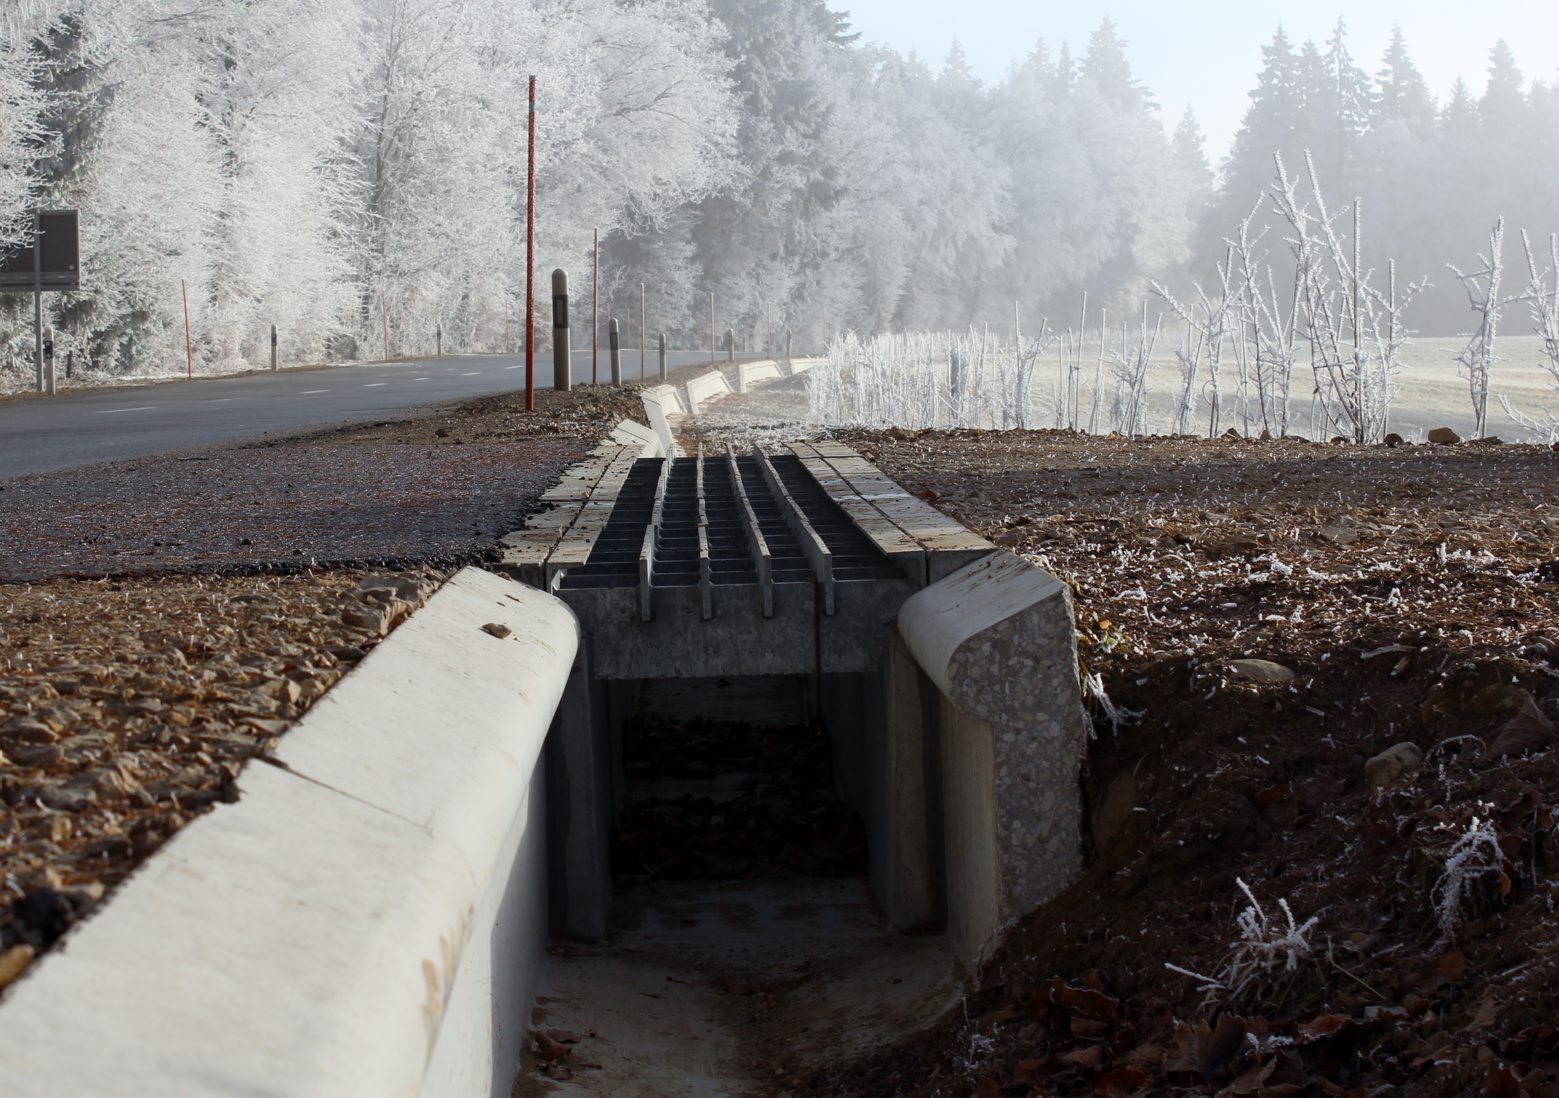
[608,417,662,457]
[737,360,783,393]
[683,369,732,413]
[894,550,1084,963]
[0,568,580,1098]
[639,384,684,456]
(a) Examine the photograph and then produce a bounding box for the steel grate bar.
[755,446,835,615]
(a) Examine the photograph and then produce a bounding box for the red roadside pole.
[639,282,646,379]
[524,74,537,411]
[181,279,193,379]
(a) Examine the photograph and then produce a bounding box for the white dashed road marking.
[95,406,156,415]
[301,389,329,395]
[363,383,388,388]
[461,371,480,377]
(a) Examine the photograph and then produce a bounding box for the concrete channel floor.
[521,876,961,1096]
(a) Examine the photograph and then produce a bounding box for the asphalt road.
[0,350,723,479]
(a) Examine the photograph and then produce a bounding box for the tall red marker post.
[524,74,538,411]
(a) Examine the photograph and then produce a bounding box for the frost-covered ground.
[807,332,1559,443]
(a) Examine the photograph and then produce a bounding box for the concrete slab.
[684,369,733,414]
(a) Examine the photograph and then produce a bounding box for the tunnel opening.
[611,676,868,888]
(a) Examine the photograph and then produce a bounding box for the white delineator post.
[552,269,571,392]
[43,326,55,396]
[270,324,279,371]
[658,332,667,382]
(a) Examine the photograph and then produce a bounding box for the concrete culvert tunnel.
[507,442,1089,1091]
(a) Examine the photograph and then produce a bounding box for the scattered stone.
[262,678,303,706]
[1316,524,1359,546]
[2,717,60,744]
[480,622,513,640]
[9,743,64,768]
[1427,427,1460,445]
[1383,433,1405,447]
[356,574,423,603]
[1364,742,1424,788]
[341,605,391,635]
[1227,659,1297,684]
[1487,697,1555,758]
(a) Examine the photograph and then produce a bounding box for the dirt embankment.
[0,385,636,989]
[812,429,1558,1097]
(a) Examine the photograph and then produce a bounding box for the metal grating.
[557,451,900,618]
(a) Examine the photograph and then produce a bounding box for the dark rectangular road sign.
[0,210,80,291]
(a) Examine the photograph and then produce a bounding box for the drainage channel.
[502,439,1084,1095]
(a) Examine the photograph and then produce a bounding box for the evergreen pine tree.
[1373,25,1436,132]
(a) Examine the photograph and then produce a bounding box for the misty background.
[0,0,1554,375]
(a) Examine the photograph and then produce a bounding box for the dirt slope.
[813,429,1558,1097]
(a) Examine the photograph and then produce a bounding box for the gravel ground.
[0,384,639,992]
[0,387,640,582]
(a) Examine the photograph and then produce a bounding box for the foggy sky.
[837,1,1559,162]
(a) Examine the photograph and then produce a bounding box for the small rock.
[1487,697,1555,758]
[480,622,513,640]
[51,678,81,696]
[1365,741,1424,788]
[992,529,1024,547]
[341,606,390,635]
[1228,659,1297,684]
[1384,433,1405,447]
[1316,524,1359,546]
[2,717,59,744]
[262,678,303,706]
[1222,427,1241,440]
[356,574,423,603]
[1427,427,1460,445]
[9,743,64,768]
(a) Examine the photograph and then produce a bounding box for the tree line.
[1,2,1552,376]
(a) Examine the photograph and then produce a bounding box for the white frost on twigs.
[1432,816,1506,943]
